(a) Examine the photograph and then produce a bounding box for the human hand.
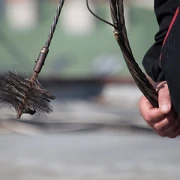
[139,81,180,138]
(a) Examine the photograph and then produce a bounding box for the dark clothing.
[143,0,180,113]
[143,0,180,82]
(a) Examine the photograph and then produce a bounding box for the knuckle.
[144,115,153,124]
[154,120,167,131]
[154,118,175,131]
[154,123,164,131]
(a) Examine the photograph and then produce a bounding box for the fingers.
[163,118,180,138]
[139,96,164,123]
[139,81,180,138]
[139,94,180,138]
[156,81,171,114]
[152,109,177,131]
[150,109,180,138]
[155,118,180,138]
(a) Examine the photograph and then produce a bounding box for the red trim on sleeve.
[162,7,180,47]
[159,7,179,66]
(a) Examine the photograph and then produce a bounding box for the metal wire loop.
[86,0,116,28]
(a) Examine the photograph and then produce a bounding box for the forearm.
[143,0,180,82]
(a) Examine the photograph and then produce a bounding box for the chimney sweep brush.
[0,0,65,119]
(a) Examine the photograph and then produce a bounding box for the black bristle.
[0,72,55,118]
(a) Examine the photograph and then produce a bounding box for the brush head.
[0,72,55,118]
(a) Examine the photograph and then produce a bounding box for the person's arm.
[139,0,180,138]
[143,0,180,82]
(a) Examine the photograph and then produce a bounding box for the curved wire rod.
[86,0,116,28]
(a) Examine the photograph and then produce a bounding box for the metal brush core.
[0,72,55,119]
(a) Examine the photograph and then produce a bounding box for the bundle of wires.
[87,0,158,108]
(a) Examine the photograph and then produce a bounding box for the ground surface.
[0,84,179,180]
[0,132,179,180]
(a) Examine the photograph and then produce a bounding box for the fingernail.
[161,105,170,112]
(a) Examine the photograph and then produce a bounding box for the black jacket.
[143,0,180,82]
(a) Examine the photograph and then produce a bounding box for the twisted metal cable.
[31,0,65,81]
[45,0,65,48]
[87,0,158,107]
[110,0,158,107]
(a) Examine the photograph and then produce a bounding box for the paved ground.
[0,132,180,180]
[0,84,179,180]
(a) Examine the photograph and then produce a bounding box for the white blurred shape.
[62,0,95,35]
[5,0,38,30]
[128,0,153,9]
[93,54,124,76]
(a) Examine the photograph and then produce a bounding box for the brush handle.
[34,47,49,74]
[32,0,65,80]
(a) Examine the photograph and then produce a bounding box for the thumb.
[157,82,171,114]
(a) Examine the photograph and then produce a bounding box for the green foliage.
[0,2,158,78]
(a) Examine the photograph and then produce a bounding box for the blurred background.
[0,0,180,180]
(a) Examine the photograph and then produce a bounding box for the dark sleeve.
[142,0,180,82]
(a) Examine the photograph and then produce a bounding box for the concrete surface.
[0,132,179,180]
[0,84,179,180]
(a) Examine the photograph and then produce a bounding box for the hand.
[139,81,180,138]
